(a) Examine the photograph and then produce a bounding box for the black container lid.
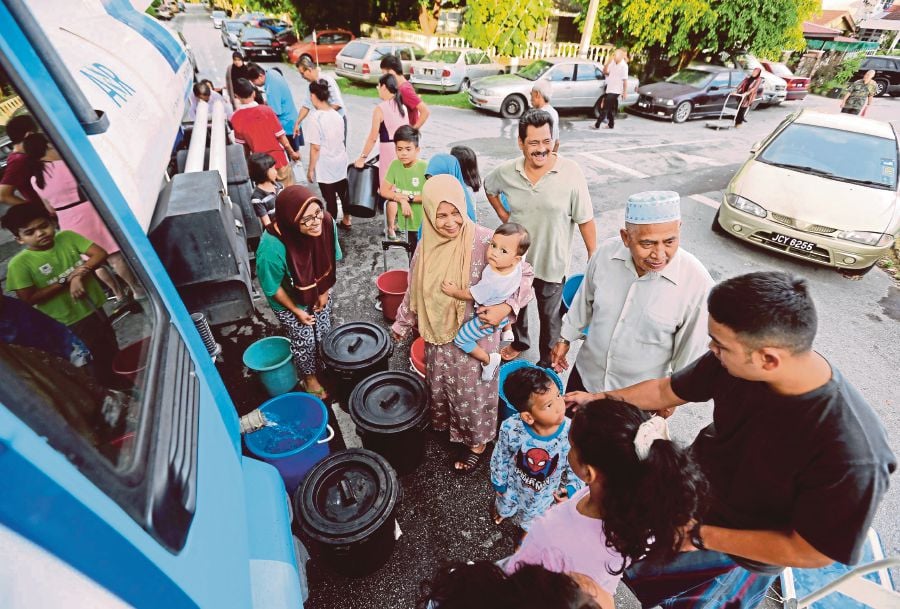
[349,371,428,434]
[297,449,399,544]
[320,322,392,371]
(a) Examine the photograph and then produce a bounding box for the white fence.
[0,95,24,126]
[367,25,615,64]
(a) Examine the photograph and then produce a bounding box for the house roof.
[807,9,857,32]
[803,21,843,35]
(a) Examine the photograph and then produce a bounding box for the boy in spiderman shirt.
[490,366,582,530]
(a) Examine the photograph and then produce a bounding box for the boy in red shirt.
[231,78,300,186]
[0,114,42,206]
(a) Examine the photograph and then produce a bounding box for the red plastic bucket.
[112,337,150,383]
[375,270,408,322]
[409,336,425,378]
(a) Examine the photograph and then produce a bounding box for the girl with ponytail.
[504,399,707,609]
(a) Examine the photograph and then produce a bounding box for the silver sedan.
[409,48,505,93]
[468,57,639,118]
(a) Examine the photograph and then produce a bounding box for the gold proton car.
[714,110,899,275]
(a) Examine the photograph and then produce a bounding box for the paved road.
[173,6,900,608]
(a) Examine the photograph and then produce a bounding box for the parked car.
[700,51,788,107]
[237,26,283,61]
[156,5,173,20]
[410,47,504,93]
[257,18,291,35]
[853,55,900,97]
[760,60,809,101]
[631,64,749,123]
[335,38,423,84]
[273,29,298,48]
[286,29,355,65]
[210,9,226,28]
[469,57,639,119]
[220,19,245,49]
[713,110,899,275]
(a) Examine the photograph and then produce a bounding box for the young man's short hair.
[233,77,257,100]
[1,203,51,236]
[379,54,403,75]
[494,222,530,256]
[245,63,266,81]
[393,125,420,147]
[504,367,554,414]
[708,271,817,354]
[6,114,37,145]
[247,153,276,184]
[518,108,553,141]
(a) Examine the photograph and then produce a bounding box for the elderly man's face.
[864,70,876,82]
[518,123,552,169]
[530,89,545,107]
[620,220,681,275]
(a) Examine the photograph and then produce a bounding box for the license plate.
[771,233,816,252]
[343,63,354,70]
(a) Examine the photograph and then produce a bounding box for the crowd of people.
[1,49,895,609]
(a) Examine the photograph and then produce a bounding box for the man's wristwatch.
[407,194,415,204]
[57,275,68,285]
[690,523,707,551]
[556,338,570,346]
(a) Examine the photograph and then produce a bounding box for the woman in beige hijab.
[392,175,534,472]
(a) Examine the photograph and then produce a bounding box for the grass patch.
[335,77,472,109]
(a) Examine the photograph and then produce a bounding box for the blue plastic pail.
[243,392,334,494]
[498,361,564,421]
[243,336,298,397]
[561,274,585,313]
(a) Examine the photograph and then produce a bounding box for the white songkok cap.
[625,191,681,224]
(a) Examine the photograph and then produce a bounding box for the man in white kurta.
[550,191,713,393]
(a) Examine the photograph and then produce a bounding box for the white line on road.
[580,138,720,155]
[689,194,721,209]
[581,152,649,179]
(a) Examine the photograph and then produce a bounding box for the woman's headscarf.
[410,174,475,345]
[426,154,477,222]
[273,185,336,307]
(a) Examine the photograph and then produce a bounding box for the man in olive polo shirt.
[485,108,597,367]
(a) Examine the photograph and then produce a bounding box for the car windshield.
[212,11,225,18]
[759,123,898,190]
[423,50,461,63]
[302,34,315,42]
[341,41,369,59]
[517,60,553,81]
[243,27,271,39]
[768,63,793,78]
[225,21,243,32]
[666,69,713,87]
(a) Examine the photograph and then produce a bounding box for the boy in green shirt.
[3,204,118,383]
[381,125,427,250]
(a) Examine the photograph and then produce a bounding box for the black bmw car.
[630,64,751,123]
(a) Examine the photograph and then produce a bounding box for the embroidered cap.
[625,191,681,224]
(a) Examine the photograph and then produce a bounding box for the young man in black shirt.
[565,271,896,609]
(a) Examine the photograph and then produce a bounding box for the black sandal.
[453,446,486,474]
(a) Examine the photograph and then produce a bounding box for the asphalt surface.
[173,6,900,608]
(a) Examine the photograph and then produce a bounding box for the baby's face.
[487,232,521,271]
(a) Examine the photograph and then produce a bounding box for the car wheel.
[711,210,727,235]
[874,79,888,97]
[673,101,692,124]
[500,94,527,119]
[459,78,470,93]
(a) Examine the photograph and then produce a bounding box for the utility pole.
[578,0,601,58]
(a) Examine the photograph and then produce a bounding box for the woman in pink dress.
[24,133,141,301]
[353,74,410,196]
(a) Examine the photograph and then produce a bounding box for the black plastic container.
[319,322,393,411]
[296,449,399,577]
[345,159,380,218]
[349,371,429,475]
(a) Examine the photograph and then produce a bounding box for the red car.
[286,29,355,65]
[760,60,809,101]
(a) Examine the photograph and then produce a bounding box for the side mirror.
[750,141,762,154]
[709,85,721,91]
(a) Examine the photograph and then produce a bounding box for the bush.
[810,56,862,95]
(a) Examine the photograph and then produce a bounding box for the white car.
[714,110,899,275]
[702,51,787,107]
[409,47,504,93]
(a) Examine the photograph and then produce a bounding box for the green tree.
[461,0,554,56]
[577,0,817,76]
